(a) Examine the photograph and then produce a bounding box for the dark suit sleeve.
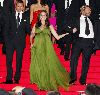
[68,17,79,40]
[0,6,3,42]
[63,17,79,34]
[24,10,31,35]
[3,0,14,41]
[3,0,14,14]
[25,15,31,35]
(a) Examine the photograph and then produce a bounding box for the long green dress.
[30,27,70,90]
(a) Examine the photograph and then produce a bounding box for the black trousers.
[58,41,71,58]
[58,35,71,59]
[70,38,94,82]
[6,41,24,81]
[2,43,6,54]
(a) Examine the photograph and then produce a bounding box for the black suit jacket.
[3,0,15,14]
[54,0,81,34]
[53,0,80,43]
[3,0,15,42]
[3,0,15,23]
[27,0,34,7]
[0,5,4,43]
[93,0,100,21]
[64,0,96,27]
[93,0,100,49]
[53,0,65,34]
[8,12,30,48]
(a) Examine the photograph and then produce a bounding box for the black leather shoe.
[69,79,77,84]
[14,80,19,84]
[2,45,6,55]
[79,81,87,85]
[0,80,13,84]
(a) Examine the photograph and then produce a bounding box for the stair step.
[0,65,100,73]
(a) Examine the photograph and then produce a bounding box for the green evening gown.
[30,27,70,90]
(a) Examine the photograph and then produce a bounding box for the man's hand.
[73,28,77,33]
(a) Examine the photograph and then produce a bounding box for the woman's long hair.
[33,0,47,6]
[36,10,50,28]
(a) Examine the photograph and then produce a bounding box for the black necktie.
[85,17,90,36]
[17,13,20,27]
[67,0,69,8]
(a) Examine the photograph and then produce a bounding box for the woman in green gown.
[30,10,70,90]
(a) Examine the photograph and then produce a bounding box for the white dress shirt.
[65,0,72,9]
[16,11,23,25]
[79,15,94,38]
[85,0,89,5]
[0,0,4,7]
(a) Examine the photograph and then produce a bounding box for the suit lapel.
[76,18,80,33]
[80,0,85,6]
[12,11,18,29]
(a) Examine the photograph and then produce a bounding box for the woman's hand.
[30,32,35,49]
[65,33,69,36]
[30,44,34,48]
[50,25,69,40]
[58,33,69,40]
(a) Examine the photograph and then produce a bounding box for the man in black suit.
[69,5,94,85]
[79,0,100,51]
[2,0,16,55]
[53,0,80,61]
[2,0,30,84]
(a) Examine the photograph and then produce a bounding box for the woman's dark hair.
[36,10,50,28]
[33,0,47,6]
[16,0,24,5]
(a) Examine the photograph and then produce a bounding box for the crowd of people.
[0,83,100,95]
[0,0,100,94]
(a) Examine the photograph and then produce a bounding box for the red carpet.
[0,40,100,95]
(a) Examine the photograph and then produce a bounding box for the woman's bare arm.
[49,25,69,40]
[30,24,36,48]
[30,5,34,24]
